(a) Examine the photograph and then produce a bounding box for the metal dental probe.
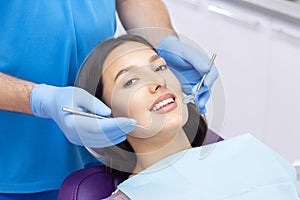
[62,107,146,129]
[183,53,217,104]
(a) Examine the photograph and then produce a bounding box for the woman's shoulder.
[102,189,130,200]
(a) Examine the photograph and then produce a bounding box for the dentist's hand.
[30,84,136,148]
[157,35,218,114]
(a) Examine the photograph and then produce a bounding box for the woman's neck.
[129,128,191,174]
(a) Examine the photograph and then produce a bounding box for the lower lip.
[153,100,177,114]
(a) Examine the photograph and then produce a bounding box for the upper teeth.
[151,98,174,111]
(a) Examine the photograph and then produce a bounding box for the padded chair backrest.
[58,129,223,200]
[58,166,124,200]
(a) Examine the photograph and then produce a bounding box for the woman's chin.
[128,114,187,140]
[159,115,187,133]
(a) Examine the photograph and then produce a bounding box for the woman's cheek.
[166,73,182,93]
[110,87,148,120]
[128,91,152,125]
[110,91,132,117]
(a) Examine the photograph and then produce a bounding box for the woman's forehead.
[103,41,154,71]
[102,41,157,79]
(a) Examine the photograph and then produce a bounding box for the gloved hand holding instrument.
[30,84,137,148]
[157,35,218,114]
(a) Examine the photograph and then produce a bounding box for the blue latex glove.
[30,84,137,148]
[157,35,218,114]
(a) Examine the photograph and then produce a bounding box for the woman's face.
[101,41,188,139]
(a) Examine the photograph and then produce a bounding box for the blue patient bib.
[118,134,299,200]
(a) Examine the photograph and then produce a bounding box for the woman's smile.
[150,93,177,114]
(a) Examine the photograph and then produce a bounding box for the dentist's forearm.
[116,0,177,46]
[0,72,36,114]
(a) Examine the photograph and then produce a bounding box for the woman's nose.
[149,75,166,93]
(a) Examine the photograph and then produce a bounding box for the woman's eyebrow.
[149,54,161,63]
[114,65,136,82]
[114,54,161,82]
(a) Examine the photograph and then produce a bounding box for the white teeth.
[151,98,174,111]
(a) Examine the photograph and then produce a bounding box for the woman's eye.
[124,78,138,88]
[154,65,167,72]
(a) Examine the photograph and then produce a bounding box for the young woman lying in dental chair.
[75,35,299,200]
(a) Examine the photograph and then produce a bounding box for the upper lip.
[150,93,176,111]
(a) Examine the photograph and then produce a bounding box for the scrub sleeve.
[0,0,116,195]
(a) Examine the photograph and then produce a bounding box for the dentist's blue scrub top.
[0,1,116,193]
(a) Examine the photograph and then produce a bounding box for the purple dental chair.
[58,129,223,200]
